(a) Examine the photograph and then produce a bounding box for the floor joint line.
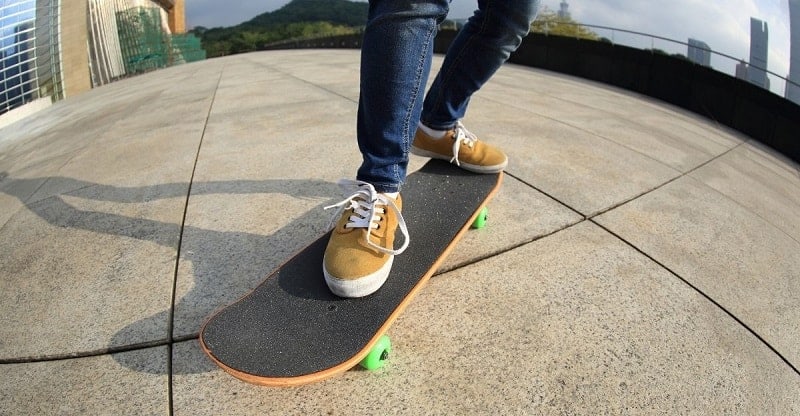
[591,219,800,378]
[166,64,225,416]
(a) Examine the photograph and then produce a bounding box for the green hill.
[243,0,368,28]
[191,0,368,57]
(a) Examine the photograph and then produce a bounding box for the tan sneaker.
[323,180,409,298]
[411,121,508,173]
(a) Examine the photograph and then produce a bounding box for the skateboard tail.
[198,257,437,388]
[199,330,370,387]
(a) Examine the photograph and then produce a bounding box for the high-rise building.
[748,17,769,89]
[558,1,571,20]
[687,38,711,67]
[735,60,749,80]
[786,0,800,105]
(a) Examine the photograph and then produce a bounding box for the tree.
[243,0,367,29]
[189,26,208,36]
[530,7,599,41]
[195,0,367,57]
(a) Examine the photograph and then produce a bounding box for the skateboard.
[200,159,503,386]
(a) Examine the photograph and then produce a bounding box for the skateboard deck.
[200,159,503,386]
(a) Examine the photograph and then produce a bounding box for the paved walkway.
[1,50,799,414]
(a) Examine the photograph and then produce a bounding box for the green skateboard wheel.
[471,206,489,229]
[360,335,391,370]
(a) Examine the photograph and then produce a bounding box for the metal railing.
[0,0,63,116]
[534,22,799,104]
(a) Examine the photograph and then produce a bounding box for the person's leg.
[356,0,450,193]
[421,0,540,129]
[325,0,449,298]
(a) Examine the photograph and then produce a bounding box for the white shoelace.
[324,179,409,256]
[450,121,477,167]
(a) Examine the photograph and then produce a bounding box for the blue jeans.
[356,0,540,193]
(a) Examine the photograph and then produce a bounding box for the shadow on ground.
[0,172,338,375]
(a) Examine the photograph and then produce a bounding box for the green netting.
[170,33,207,64]
[116,7,206,74]
[116,7,168,73]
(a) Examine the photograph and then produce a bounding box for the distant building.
[687,38,711,66]
[786,0,800,105]
[748,17,769,89]
[558,1,571,20]
[83,0,192,89]
[441,18,468,31]
[735,60,749,80]
[1,0,195,119]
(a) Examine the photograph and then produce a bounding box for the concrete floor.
[1,49,798,415]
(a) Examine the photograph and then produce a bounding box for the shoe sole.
[323,255,394,298]
[410,146,507,173]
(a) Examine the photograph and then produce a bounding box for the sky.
[185,0,795,94]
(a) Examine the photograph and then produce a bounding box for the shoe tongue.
[353,183,378,202]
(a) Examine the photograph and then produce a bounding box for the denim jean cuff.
[373,183,401,194]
